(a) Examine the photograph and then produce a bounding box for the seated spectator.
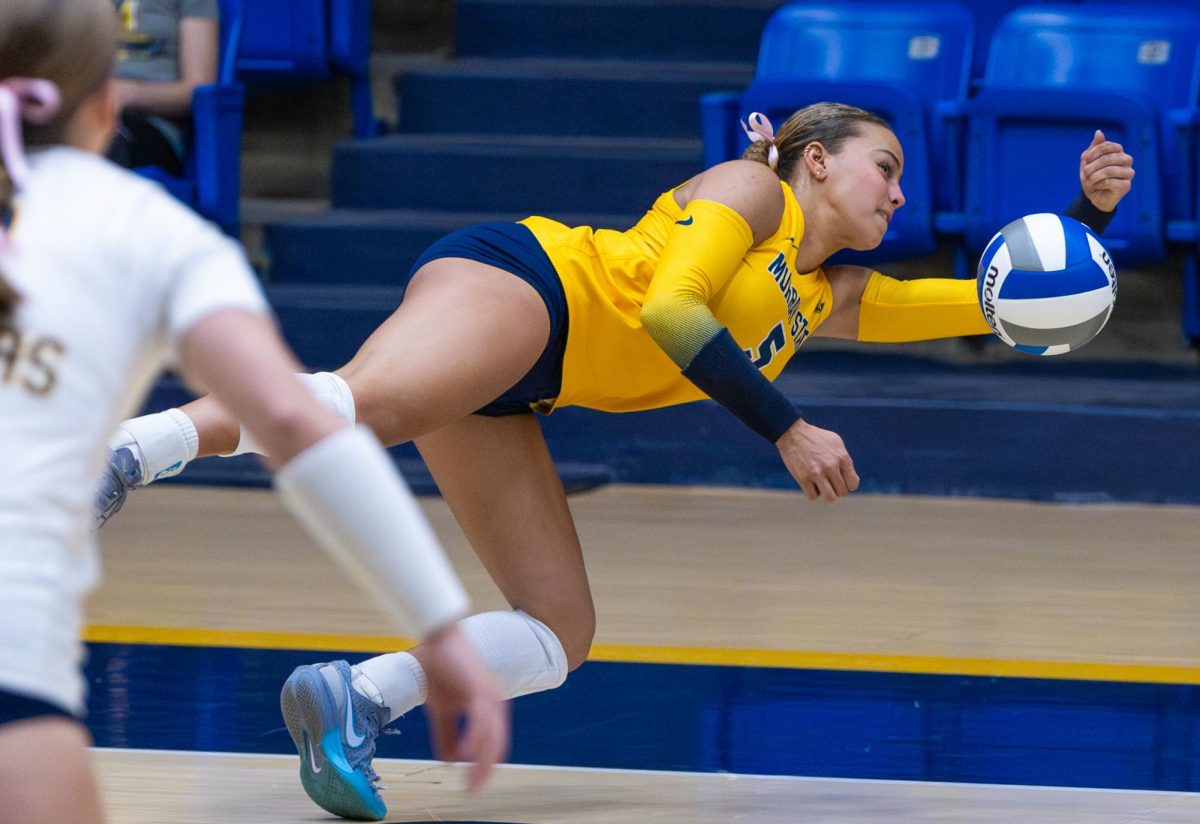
[107,0,218,176]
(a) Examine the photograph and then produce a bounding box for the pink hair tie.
[0,78,62,191]
[740,111,779,171]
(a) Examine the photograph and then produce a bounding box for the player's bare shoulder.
[676,160,785,243]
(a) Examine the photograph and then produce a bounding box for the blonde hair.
[742,102,891,181]
[0,0,117,324]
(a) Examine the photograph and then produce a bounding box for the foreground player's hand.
[777,419,859,502]
[1080,130,1134,213]
[420,624,510,791]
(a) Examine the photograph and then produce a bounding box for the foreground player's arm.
[640,162,858,502]
[178,308,470,636]
[178,309,508,786]
[818,131,1135,343]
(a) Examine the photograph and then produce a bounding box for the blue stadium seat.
[136,0,245,235]
[958,4,1200,340]
[953,0,1064,88]
[236,0,378,139]
[1076,1,1200,337]
[700,2,974,265]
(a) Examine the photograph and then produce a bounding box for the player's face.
[825,123,906,250]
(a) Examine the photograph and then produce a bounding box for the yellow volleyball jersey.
[520,181,832,413]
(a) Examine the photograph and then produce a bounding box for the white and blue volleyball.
[976,213,1117,356]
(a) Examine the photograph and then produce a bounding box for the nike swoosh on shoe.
[343,681,365,748]
[305,733,323,774]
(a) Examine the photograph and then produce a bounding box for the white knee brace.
[226,371,356,457]
[459,609,570,699]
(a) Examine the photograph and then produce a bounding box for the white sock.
[109,409,199,484]
[352,609,569,724]
[226,372,355,456]
[353,651,426,719]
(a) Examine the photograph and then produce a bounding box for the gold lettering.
[0,325,19,383]
[25,338,64,396]
[0,323,65,397]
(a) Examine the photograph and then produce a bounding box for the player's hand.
[419,624,509,792]
[1080,130,1134,214]
[776,419,859,502]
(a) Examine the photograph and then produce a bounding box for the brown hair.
[741,102,891,181]
[0,0,118,324]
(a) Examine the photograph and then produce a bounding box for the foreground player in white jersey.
[0,2,506,822]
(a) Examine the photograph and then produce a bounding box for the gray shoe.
[93,447,143,531]
[280,660,390,821]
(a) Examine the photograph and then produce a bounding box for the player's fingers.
[799,480,819,501]
[1082,155,1131,184]
[1080,130,1105,163]
[829,466,850,498]
[464,757,494,794]
[426,705,459,763]
[456,722,487,792]
[1084,150,1134,174]
[1085,162,1135,184]
[460,709,507,793]
[814,474,838,502]
[842,457,861,492]
[1082,139,1125,166]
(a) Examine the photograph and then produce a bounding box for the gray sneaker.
[93,447,143,531]
[280,660,390,821]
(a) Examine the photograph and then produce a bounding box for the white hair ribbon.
[740,111,779,171]
[0,78,62,192]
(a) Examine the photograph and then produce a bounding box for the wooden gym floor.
[88,484,1200,822]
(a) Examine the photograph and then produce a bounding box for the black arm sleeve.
[1064,190,1115,235]
[681,329,801,443]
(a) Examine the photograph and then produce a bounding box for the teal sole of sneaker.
[280,666,387,822]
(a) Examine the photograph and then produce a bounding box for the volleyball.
[976,214,1117,356]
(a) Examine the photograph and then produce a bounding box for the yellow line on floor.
[83,625,1200,685]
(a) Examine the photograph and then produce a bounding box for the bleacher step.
[331,134,703,213]
[264,208,639,285]
[265,283,404,370]
[395,58,754,138]
[455,0,778,61]
[137,353,1200,505]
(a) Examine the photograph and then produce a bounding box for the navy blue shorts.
[408,222,568,416]
[0,689,76,725]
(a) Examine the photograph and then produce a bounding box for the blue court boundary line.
[83,625,1200,686]
[83,642,1200,791]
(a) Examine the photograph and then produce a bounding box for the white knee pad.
[225,371,356,457]
[459,609,569,699]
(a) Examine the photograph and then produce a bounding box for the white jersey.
[0,148,267,714]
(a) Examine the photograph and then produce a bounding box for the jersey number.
[744,322,785,370]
